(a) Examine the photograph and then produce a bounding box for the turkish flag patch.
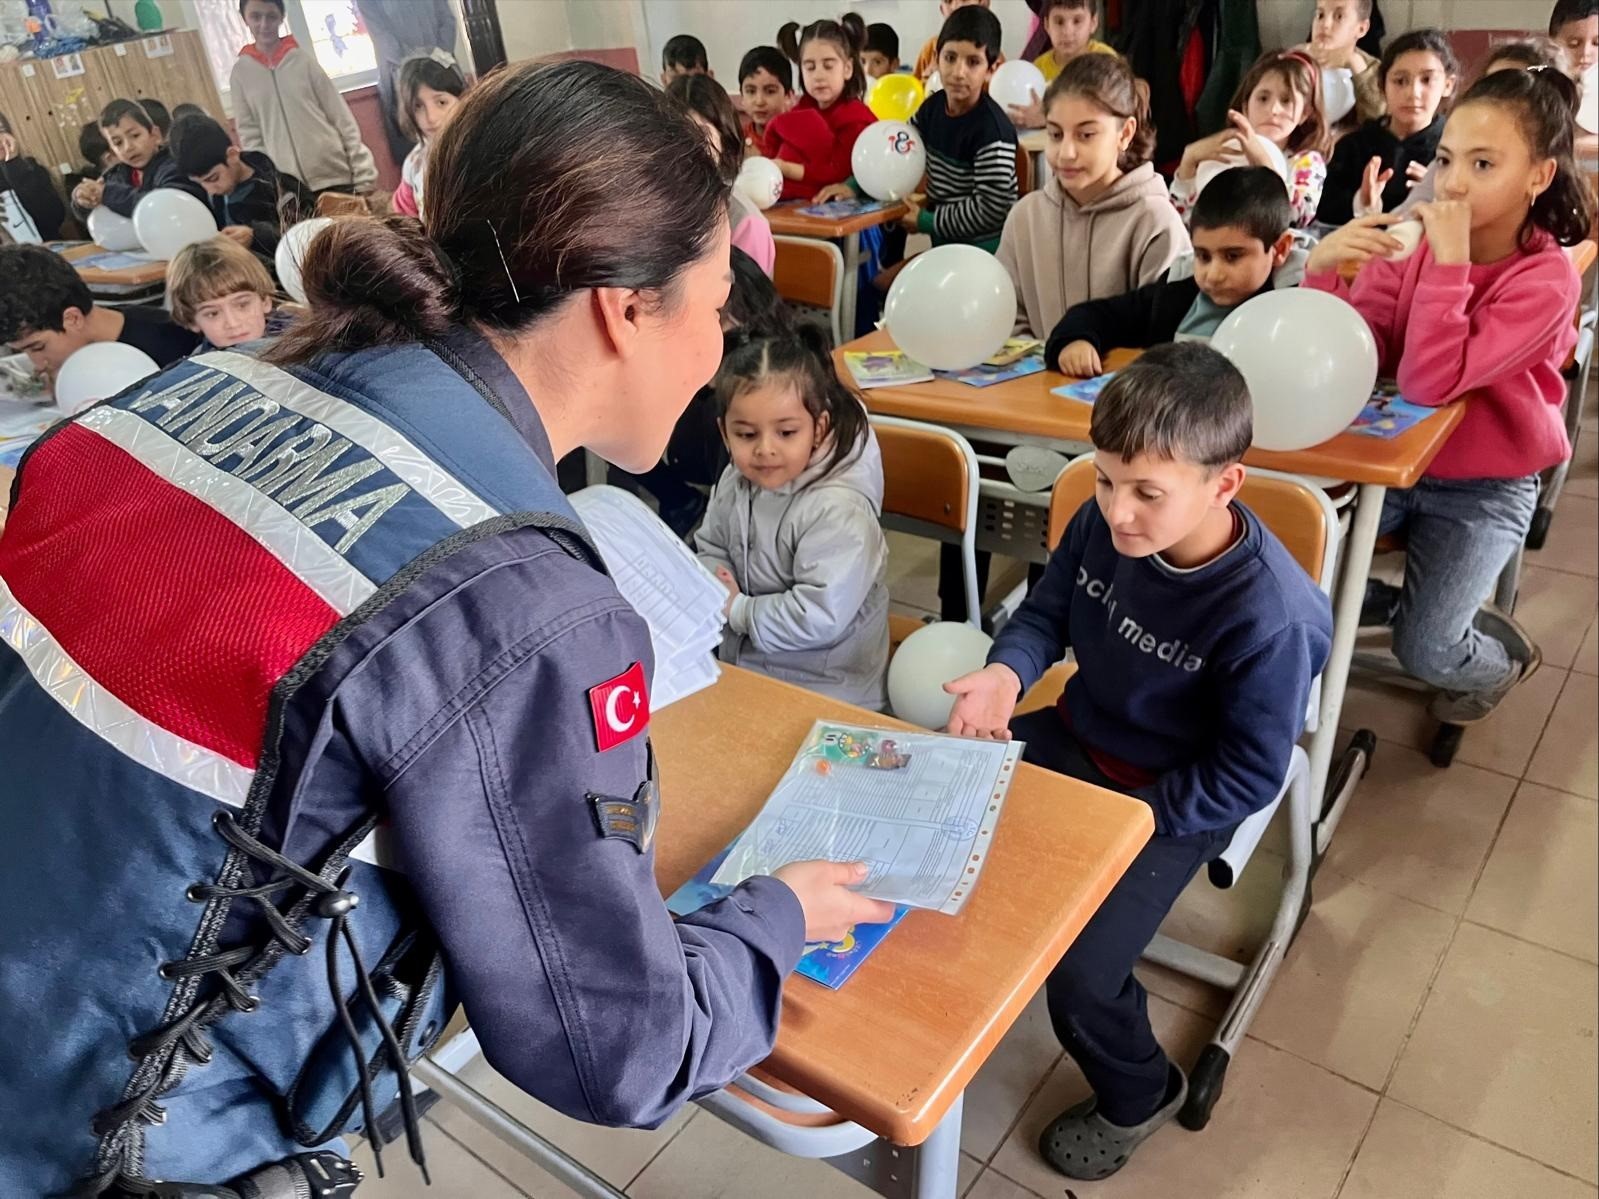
[588,662,651,753]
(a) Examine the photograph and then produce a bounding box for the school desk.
[833,328,1466,862]
[57,242,168,301]
[764,200,908,342]
[416,663,1154,1199]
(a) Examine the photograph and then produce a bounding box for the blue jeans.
[1012,709,1234,1125]
[1379,475,1539,693]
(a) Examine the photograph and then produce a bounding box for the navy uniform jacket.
[0,327,804,1193]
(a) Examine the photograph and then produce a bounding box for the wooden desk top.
[651,666,1152,1146]
[838,330,1466,489]
[766,200,909,240]
[1017,129,1046,154]
[58,243,168,288]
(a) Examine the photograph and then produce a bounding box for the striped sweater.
[910,92,1019,248]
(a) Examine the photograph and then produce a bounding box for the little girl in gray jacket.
[696,325,890,709]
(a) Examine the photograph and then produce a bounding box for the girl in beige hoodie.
[997,54,1189,338]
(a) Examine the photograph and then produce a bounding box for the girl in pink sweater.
[1305,66,1592,724]
[766,15,877,202]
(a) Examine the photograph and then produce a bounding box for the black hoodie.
[203,149,315,258]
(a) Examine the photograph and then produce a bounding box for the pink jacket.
[1304,235,1579,480]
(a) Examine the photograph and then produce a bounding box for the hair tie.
[429,47,456,69]
[1278,49,1319,76]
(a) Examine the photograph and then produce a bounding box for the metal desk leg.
[823,1094,965,1199]
[1310,481,1386,858]
[839,230,862,342]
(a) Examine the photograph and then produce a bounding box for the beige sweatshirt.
[996,163,1191,338]
[230,37,378,194]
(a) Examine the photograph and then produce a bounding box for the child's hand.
[1353,156,1394,217]
[898,196,922,231]
[812,182,857,204]
[714,565,740,617]
[1306,212,1404,275]
[73,179,103,210]
[1007,89,1044,129]
[220,225,253,247]
[1175,126,1244,180]
[1413,199,1471,266]
[943,663,1023,740]
[0,132,16,161]
[1404,160,1428,188]
[1057,340,1103,378]
[1226,111,1278,171]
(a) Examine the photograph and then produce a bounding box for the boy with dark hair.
[0,245,199,379]
[662,33,712,84]
[817,6,1018,251]
[1046,165,1308,376]
[945,341,1331,1181]
[863,23,901,78]
[912,0,1000,82]
[168,113,313,258]
[139,98,172,136]
[68,98,207,224]
[170,102,208,124]
[1034,0,1116,81]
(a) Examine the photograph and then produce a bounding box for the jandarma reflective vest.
[0,340,599,1195]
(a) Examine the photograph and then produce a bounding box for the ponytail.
[779,13,868,102]
[1044,53,1156,172]
[1456,65,1594,248]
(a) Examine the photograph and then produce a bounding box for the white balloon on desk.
[988,60,1047,113]
[852,120,926,201]
[52,342,159,416]
[132,189,217,260]
[86,206,141,252]
[883,243,1015,371]
[1210,288,1378,452]
[274,216,334,305]
[735,157,784,211]
[888,621,994,730]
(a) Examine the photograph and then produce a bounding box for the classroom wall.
[498,0,576,63]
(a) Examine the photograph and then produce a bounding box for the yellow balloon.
[868,74,925,122]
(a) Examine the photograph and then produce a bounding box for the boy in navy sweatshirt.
[945,342,1331,1181]
[1045,166,1309,376]
[68,99,209,225]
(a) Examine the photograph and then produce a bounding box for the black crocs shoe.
[1037,1065,1187,1181]
[1360,579,1401,628]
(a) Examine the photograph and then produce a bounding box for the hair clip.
[483,219,521,304]
[428,47,456,69]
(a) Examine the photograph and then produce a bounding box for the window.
[187,0,378,99]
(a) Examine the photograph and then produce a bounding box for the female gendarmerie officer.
[0,61,892,1197]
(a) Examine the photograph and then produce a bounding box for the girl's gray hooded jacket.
[695,425,889,709]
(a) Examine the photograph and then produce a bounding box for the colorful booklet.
[985,338,1043,366]
[797,198,889,219]
[844,350,934,389]
[667,840,910,990]
[1051,371,1117,405]
[938,355,1046,388]
[1348,383,1439,440]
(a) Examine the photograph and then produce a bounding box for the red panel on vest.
[0,424,340,768]
[588,662,650,753]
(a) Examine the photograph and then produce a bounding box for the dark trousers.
[1011,708,1233,1125]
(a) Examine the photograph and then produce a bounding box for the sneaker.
[1428,604,1543,725]
[1360,579,1401,628]
[1037,1064,1187,1181]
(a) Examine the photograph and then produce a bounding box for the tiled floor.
[355,408,1599,1199]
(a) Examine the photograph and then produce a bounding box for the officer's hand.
[773,860,897,942]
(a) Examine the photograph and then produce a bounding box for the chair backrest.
[875,417,976,535]
[773,236,845,344]
[1047,456,1334,589]
[1015,142,1033,197]
[314,192,367,218]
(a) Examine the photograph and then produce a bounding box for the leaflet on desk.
[709,721,1022,916]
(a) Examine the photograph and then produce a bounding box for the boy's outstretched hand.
[944,662,1023,740]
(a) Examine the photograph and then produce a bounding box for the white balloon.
[851,120,926,201]
[132,189,217,260]
[1194,135,1288,195]
[1210,289,1379,452]
[53,342,159,416]
[1387,219,1424,261]
[883,244,1016,371]
[1319,66,1356,126]
[274,217,334,304]
[887,622,994,730]
[734,156,784,211]
[988,60,1047,113]
[86,206,142,252]
[924,71,942,95]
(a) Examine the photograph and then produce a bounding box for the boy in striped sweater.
[817,6,1018,262]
